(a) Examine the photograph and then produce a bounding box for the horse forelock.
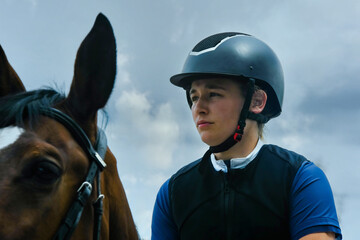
[0,88,65,129]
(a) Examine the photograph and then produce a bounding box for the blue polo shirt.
[152,144,342,239]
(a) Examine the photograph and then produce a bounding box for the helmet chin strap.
[209,78,257,153]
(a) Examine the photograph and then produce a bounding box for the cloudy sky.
[1,0,359,239]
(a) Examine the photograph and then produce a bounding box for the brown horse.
[0,13,139,240]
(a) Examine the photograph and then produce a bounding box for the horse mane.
[0,88,65,128]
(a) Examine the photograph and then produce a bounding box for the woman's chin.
[201,135,228,147]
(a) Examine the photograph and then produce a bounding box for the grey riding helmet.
[170,32,284,120]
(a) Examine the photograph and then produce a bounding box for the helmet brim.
[170,72,248,90]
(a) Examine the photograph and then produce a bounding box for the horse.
[0,13,139,240]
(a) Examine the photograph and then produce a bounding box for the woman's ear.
[250,89,267,114]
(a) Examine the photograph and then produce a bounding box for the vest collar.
[210,139,263,173]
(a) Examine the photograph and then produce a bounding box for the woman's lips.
[197,120,212,128]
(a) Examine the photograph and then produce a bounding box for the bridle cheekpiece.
[39,107,107,240]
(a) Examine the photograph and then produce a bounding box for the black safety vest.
[168,144,307,240]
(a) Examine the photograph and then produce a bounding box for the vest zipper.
[224,169,233,239]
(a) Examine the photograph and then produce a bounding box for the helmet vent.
[192,32,248,52]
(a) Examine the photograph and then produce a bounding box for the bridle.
[38,107,107,240]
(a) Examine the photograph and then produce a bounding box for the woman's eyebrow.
[189,88,197,95]
[206,84,227,90]
[190,83,227,93]
[190,83,228,95]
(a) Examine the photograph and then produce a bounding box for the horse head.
[0,13,138,240]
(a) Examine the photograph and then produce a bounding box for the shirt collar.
[210,139,263,173]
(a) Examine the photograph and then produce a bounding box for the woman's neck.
[214,121,259,160]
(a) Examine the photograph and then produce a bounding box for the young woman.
[152,32,342,240]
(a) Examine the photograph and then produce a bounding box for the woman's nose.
[193,97,208,115]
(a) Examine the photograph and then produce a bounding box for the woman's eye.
[191,96,199,102]
[22,160,62,186]
[209,92,221,97]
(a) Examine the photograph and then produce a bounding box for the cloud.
[113,89,179,170]
[288,84,360,145]
[299,87,360,116]
[122,172,168,189]
[110,50,180,171]
[116,52,133,87]
[136,209,153,240]
[26,0,38,7]
[116,90,150,117]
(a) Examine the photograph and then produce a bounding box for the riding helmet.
[170,32,284,120]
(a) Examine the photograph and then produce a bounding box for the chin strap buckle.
[233,123,245,142]
[233,132,242,142]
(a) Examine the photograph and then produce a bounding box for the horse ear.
[0,45,26,97]
[65,13,116,124]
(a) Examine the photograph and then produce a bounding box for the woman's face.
[190,78,244,146]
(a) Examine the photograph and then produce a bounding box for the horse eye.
[22,160,62,185]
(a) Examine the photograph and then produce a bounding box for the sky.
[1,0,359,239]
